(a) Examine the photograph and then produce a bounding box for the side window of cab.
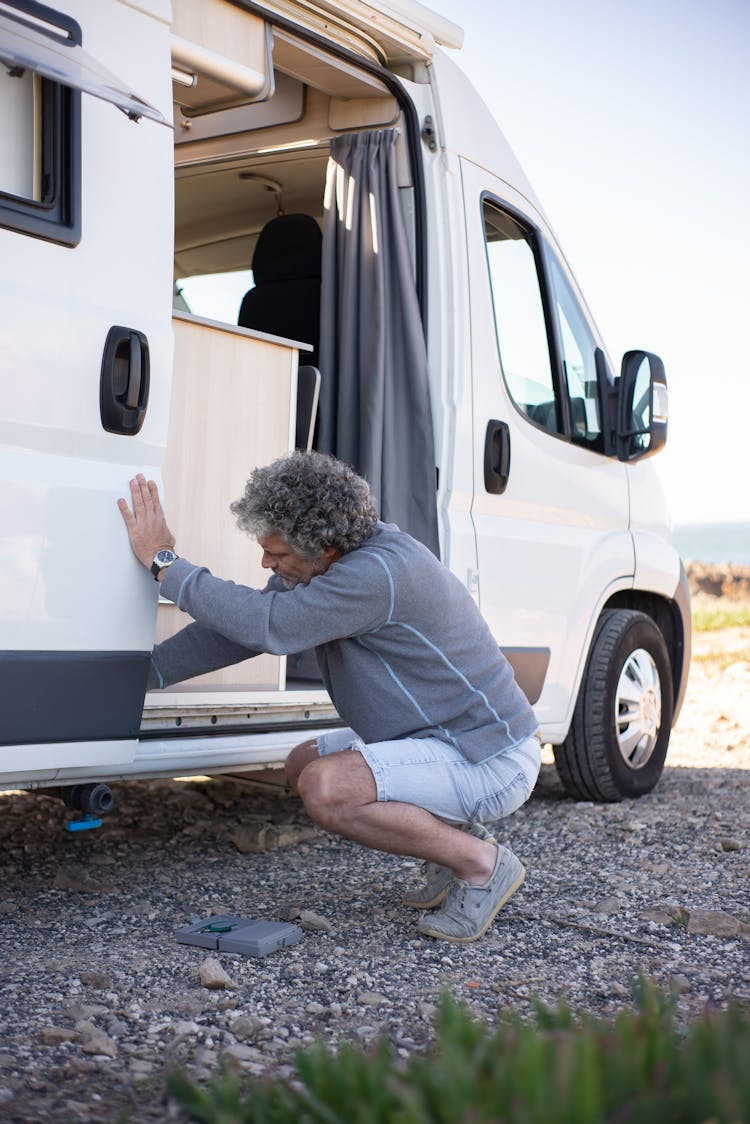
[482,197,607,454]
[482,201,562,436]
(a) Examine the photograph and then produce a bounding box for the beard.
[279,556,328,590]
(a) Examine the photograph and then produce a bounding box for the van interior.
[146,1,424,733]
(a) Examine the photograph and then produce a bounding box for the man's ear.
[323,546,342,562]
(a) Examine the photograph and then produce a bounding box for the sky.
[425,0,749,526]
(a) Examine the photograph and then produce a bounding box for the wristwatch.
[151,548,179,581]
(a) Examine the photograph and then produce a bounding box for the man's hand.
[118,475,176,571]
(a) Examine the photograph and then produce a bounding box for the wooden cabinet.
[153,313,300,691]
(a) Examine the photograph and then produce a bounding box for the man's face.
[258,532,336,589]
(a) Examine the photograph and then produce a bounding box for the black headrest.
[251,214,322,284]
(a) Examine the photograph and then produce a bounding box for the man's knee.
[284,738,319,792]
[297,758,340,829]
[297,752,376,832]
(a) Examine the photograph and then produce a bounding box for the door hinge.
[421,115,438,152]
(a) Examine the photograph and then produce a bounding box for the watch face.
[155,549,176,565]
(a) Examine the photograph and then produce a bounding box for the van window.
[482,201,561,436]
[0,3,80,245]
[548,253,603,450]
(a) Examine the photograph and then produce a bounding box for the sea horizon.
[673,520,750,566]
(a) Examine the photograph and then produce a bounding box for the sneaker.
[402,822,497,910]
[416,843,525,942]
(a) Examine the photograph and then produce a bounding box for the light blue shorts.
[316,727,541,825]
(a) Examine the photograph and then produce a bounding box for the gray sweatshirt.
[152,523,538,764]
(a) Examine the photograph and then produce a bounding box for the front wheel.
[553,609,674,801]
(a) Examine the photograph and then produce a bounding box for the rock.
[129,1059,155,1077]
[591,896,621,916]
[80,969,113,989]
[686,910,750,938]
[298,910,332,932]
[39,1026,77,1045]
[199,958,234,989]
[81,1034,118,1058]
[358,991,390,1007]
[173,1020,200,1037]
[641,909,675,925]
[279,903,301,921]
[231,824,270,853]
[686,562,750,601]
[223,1044,259,1064]
[229,1015,265,1040]
[0,902,18,915]
[231,823,317,853]
[417,1001,437,1021]
[720,838,741,851]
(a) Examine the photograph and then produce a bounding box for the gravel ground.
[0,631,748,1122]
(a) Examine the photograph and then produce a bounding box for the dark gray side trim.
[0,651,150,746]
[501,647,550,706]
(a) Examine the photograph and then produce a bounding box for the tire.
[553,609,674,802]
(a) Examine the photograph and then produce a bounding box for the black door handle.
[100,326,150,435]
[484,419,511,494]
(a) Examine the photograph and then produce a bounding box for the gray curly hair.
[230,451,378,559]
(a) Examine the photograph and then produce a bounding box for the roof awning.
[0,8,167,124]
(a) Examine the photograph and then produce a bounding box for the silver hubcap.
[615,648,662,769]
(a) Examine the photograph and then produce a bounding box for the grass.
[168,982,750,1124]
[691,598,750,632]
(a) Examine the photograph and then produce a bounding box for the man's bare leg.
[294,749,496,887]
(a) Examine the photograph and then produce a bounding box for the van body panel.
[459,154,634,732]
[0,0,173,755]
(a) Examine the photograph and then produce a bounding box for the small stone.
[639,907,680,925]
[229,1015,265,1040]
[80,970,112,989]
[358,991,390,1007]
[199,958,234,989]
[223,1044,258,1063]
[670,974,691,993]
[0,902,18,915]
[591,896,621,916]
[129,1059,155,1077]
[81,1034,118,1058]
[417,1001,437,1021]
[298,910,332,932]
[231,825,270,854]
[173,1020,200,1037]
[39,1026,77,1045]
[720,838,741,851]
[279,903,301,922]
[608,982,628,997]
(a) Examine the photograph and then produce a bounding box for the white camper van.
[0,0,690,808]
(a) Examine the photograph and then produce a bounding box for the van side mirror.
[616,350,668,462]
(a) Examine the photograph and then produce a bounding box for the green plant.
[169,982,750,1123]
[692,599,750,632]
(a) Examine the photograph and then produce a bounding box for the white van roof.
[256,0,464,62]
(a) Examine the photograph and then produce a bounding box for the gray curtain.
[318,129,440,556]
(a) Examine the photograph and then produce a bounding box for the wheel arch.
[600,562,691,726]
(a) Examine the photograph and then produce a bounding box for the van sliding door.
[0,0,173,775]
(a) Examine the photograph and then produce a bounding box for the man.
[118,451,540,943]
